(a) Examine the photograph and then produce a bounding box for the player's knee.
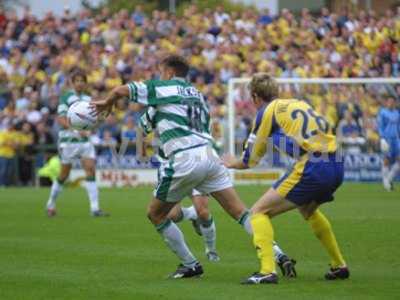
[146,208,157,224]
[250,203,274,217]
[195,205,209,221]
[85,167,95,177]
[147,207,165,225]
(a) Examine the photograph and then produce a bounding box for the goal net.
[226,77,400,184]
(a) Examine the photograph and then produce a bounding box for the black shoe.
[191,219,202,236]
[169,262,204,279]
[92,210,110,217]
[277,255,297,278]
[241,272,278,285]
[325,266,350,280]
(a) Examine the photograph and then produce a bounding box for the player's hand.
[380,138,389,153]
[222,154,239,168]
[89,99,113,117]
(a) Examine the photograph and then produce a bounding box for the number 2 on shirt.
[291,108,329,139]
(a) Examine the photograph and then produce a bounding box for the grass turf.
[0,183,399,300]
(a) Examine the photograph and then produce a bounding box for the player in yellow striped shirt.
[224,73,349,284]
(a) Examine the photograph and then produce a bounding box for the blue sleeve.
[377,109,385,138]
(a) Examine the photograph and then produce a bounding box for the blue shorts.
[384,138,400,163]
[273,153,344,206]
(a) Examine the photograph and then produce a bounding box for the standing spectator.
[337,111,366,154]
[17,121,34,185]
[0,123,19,186]
[0,70,11,110]
[258,8,273,26]
[131,5,145,26]
[34,121,55,166]
[99,114,120,140]
[98,129,117,159]
[121,116,137,155]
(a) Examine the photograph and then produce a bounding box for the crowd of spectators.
[0,4,399,185]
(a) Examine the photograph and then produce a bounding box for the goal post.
[226,77,400,184]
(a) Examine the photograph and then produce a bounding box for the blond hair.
[249,73,278,103]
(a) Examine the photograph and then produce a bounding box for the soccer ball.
[67,101,97,130]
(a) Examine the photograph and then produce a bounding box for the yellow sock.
[250,213,276,274]
[308,209,346,268]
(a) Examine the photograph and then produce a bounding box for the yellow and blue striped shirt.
[242,99,337,167]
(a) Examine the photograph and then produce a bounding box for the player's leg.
[147,197,202,278]
[382,158,393,191]
[46,163,71,216]
[382,139,395,191]
[198,151,296,276]
[298,204,348,280]
[210,187,252,231]
[151,154,205,279]
[387,142,400,187]
[81,157,108,217]
[191,194,219,262]
[240,187,297,284]
[168,204,197,224]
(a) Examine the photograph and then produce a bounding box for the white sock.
[238,210,253,234]
[199,217,217,253]
[157,220,197,268]
[388,162,400,182]
[84,180,99,212]
[273,241,286,262]
[181,206,198,220]
[382,165,390,181]
[46,180,63,209]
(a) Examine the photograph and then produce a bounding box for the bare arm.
[222,154,249,170]
[57,115,70,129]
[90,85,144,115]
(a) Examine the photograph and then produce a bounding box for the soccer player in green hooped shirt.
[45,69,109,217]
[91,55,295,279]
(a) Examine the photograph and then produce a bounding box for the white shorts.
[192,189,203,197]
[59,142,96,165]
[154,144,232,202]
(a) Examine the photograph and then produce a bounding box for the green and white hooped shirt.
[57,90,91,144]
[130,77,213,158]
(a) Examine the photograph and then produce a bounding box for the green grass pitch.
[0,183,399,300]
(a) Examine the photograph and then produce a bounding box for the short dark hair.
[161,55,190,77]
[249,73,279,103]
[70,68,87,83]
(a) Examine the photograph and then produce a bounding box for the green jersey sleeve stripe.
[57,104,68,115]
[154,111,190,127]
[127,83,137,102]
[134,81,149,105]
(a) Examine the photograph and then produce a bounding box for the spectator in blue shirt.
[121,116,137,155]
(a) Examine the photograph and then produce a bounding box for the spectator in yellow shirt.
[0,124,19,186]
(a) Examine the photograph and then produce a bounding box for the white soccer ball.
[67,101,97,130]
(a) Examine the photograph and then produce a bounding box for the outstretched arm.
[222,153,248,169]
[90,85,144,115]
